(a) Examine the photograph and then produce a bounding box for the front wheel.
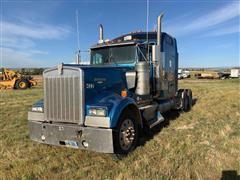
[15,79,29,89]
[113,109,139,158]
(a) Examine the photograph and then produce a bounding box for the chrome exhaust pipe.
[157,13,164,46]
[153,13,164,98]
[98,24,104,43]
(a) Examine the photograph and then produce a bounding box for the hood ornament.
[58,63,64,75]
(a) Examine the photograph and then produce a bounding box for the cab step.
[148,112,165,129]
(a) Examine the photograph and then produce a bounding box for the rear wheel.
[113,109,139,159]
[179,89,190,112]
[187,89,192,110]
[182,90,188,111]
[16,79,29,89]
[181,89,192,112]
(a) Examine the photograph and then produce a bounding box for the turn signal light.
[121,90,128,97]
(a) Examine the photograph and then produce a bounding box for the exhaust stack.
[157,13,164,47]
[152,13,164,97]
[98,24,104,44]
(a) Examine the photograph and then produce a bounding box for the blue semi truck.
[28,14,192,157]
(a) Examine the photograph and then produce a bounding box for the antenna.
[146,0,149,61]
[76,9,81,64]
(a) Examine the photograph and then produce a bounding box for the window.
[91,45,137,65]
[91,48,109,64]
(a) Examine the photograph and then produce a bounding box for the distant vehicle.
[217,72,231,79]
[0,68,37,89]
[230,69,240,78]
[195,73,215,79]
[178,69,190,79]
[195,72,229,79]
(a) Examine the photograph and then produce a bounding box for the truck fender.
[85,92,142,128]
[109,97,142,128]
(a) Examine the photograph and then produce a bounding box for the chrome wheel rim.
[119,118,135,151]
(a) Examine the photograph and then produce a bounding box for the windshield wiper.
[108,50,118,66]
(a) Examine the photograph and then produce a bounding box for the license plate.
[65,140,78,148]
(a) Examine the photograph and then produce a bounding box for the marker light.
[124,35,132,41]
[121,90,128,97]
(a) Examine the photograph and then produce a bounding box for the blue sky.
[0,0,239,68]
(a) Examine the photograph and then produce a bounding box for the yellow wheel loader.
[0,68,37,89]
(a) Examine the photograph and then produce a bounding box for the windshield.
[91,45,137,65]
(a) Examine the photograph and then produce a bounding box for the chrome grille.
[43,67,83,124]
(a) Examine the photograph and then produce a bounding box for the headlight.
[88,107,107,117]
[32,106,43,112]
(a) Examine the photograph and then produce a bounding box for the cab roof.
[91,31,165,49]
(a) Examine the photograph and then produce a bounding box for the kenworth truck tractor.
[28,14,192,156]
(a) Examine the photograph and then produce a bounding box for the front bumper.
[28,113,114,153]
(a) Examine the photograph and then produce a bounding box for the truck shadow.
[139,98,198,146]
[221,170,240,180]
[192,98,197,106]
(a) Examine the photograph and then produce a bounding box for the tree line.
[18,68,45,75]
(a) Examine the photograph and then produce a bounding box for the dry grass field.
[0,79,239,179]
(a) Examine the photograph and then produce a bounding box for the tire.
[16,79,29,89]
[182,90,189,112]
[187,89,192,110]
[113,109,139,158]
[14,79,20,89]
[181,89,192,112]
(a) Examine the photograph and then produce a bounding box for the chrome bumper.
[28,112,114,153]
